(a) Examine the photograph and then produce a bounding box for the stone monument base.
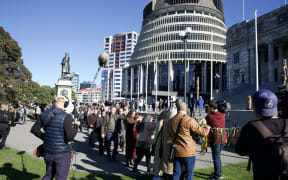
[56,79,74,114]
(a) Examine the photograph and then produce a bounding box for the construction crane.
[87,51,109,104]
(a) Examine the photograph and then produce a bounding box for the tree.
[72,91,77,102]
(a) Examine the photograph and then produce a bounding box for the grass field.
[0,147,253,180]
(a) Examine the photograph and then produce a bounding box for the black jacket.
[235,118,287,180]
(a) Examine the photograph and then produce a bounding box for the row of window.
[133,42,225,60]
[140,24,226,42]
[135,33,225,51]
[170,52,225,60]
[133,42,224,59]
[143,14,226,33]
[131,51,225,65]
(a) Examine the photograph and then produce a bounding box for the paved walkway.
[6,119,248,176]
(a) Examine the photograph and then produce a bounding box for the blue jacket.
[197,98,204,108]
[41,107,70,154]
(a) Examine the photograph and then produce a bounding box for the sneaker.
[208,176,225,180]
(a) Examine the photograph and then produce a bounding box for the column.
[268,42,274,82]
[140,64,143,94]
[250,48,256,85]
[130,67,133,101]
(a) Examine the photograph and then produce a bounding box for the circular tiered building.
[122,0,227,102]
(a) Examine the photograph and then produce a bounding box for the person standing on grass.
[0,104,12,150]
[235,89,288,180]
[168,102,211,180]
[31,96,80,180]
[206,100,226,180]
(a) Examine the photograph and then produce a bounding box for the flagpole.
[146,61,148,112]
[155,58,158,110]
[168,61,170,109]
[255,10,259,91]
[243,0,245,21]
[210,35,213,100]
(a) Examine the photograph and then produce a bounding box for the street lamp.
[179,27,192,103]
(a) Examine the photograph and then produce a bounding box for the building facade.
[102,31,138,101]
[72,72,80,91]
[122,0,227,103]
[80,81,96,90]
[226,5,288,91]
[75,88,102,104]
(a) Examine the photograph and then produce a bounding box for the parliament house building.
[122,0,227,102]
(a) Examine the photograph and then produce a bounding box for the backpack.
[251,120,288,179]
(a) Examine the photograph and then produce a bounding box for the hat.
[252,89,278,117]
[54,96,68,102]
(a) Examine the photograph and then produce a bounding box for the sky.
[0,0,286,87]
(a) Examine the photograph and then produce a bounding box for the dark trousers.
[105,132,118,159]
[95,126,104,155]
[133,147,151,171]
[43,153,71,180]
[189,107,195,117]
[211,144,223,178]
[0,124,10,148]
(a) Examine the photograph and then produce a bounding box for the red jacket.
[206,111,227,145]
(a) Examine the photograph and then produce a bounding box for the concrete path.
[6,120,248,176]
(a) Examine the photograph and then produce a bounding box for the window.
[233,52,240,64]
[278,13,288,24]
[105,38,109,43]
[234,69,240,83]
[128,33,132,39]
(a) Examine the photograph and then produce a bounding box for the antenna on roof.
[242,0,245,21]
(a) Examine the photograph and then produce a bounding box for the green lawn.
[0,147,253,180]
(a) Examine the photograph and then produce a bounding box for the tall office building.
[72,72,80,91]
[122,0,227,102]
[102,31,138,101]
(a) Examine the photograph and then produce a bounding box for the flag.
[154,61,157,90]
[168,60,174,81]
[186,61,189,73]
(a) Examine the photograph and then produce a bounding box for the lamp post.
[179,27,192,103]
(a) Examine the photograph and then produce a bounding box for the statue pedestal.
[56,79,73,114]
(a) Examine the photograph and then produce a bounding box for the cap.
[252,89,278,117]
[54,96,68,102]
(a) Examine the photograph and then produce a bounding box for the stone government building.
[226,5,288,91]
[122,0,227,102]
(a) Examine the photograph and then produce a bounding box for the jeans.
[199,106,203,116]
[105,132,118,159]
[43,153,71,180]
[173,156,196,180]
[211,144,223,178]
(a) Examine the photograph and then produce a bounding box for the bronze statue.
[61,52,70,78]
[281,59,287,85]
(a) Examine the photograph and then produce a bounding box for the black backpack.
[251,120,288,179]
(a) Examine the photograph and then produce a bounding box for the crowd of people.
[0,86,288,180]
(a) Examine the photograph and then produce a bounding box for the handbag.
[33,111,56,157]
[168,115,185,162]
